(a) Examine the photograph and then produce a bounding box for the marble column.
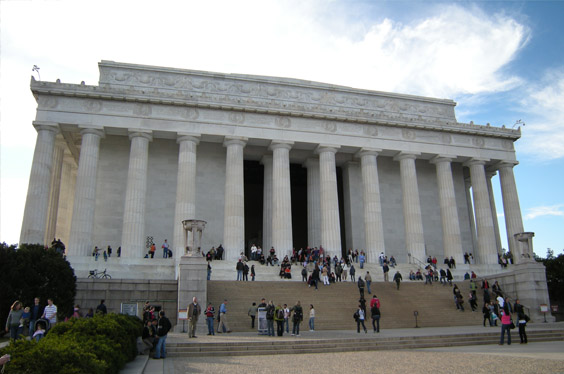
[315,145,341,258]
[172,134,200,260]
[430,156,464,265]
[223,137,247,261]
[464,177,478,255]
[465,159,498,264]
[44,140,65,244]
[121,131,153,258]
[68,128,104,256]
[55,152,77,247]
[261,155,273,251]
[486,171,503,255]
[304,158,321,248]
[270,141,293,259]
[20,122,59,245]
[357,148,385,262]
[497,161,525,262]
[394,152,425,262]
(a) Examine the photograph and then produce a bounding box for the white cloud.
[525,204,564,220]
[518,70,564,160]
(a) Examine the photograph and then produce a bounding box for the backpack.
[293,307,303,322]
[266,305,275,319]
[277,309,284,320]
[353,311,359,321]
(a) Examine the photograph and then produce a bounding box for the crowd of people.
[4,297,110,343]
[141,301,172,359]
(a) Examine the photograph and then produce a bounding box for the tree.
[0,243,77,336]
[539,253,564,321]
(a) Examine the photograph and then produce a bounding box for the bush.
[0,243,77,331]
[0,314,142,374]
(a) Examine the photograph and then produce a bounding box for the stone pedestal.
[176,256,208,333]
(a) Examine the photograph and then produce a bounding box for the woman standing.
[355,305,367,333]
[309,305,315,332]
[499,304,512,345]
[5,301,24,340]
[514,299,528,344]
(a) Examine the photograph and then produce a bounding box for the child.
[33,322,46,342]
[20,306,31,336]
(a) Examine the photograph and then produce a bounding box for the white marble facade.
[20,61,530,267]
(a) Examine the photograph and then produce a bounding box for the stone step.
[166,330,564,357]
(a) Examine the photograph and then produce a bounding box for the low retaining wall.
[75,279,178,324]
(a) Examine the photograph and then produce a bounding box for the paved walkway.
[120,322,564,374]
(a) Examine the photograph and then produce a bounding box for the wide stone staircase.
[206,279,483,332]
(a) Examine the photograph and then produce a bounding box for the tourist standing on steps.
[236,259,244,281]
[274,304,285,336]
[354,304,367,333]
[187,297,201,338]
[266,301,275,336]
[311,265,320,290]
[482,302,493,326]
[365,272,372,294]
[357,276,365,299]
[350,264,356,282]
[514,299,528,344]
[499,304,512,345]
[342,263,348,281]
[218,300,231,333]
[154,310,172,359]
[251,264,256,281]
[382,263,390,282]
[283,304,290,333]
[248,302,257,329]
[205,302,215,336]
[162,239,169,258]
[291,301,303,336]
[309,305,315,331]
[371,300,381,333]
[393,271,402,290]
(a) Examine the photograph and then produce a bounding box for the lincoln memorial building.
[20,61,534,278]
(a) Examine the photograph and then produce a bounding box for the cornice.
[30,69,521,141]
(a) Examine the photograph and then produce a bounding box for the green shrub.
[0,242,77,330]
[0,314,142,374]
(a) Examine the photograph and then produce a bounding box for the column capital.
[485,170,497,179]
[495,160,519,169]
[177,133,200,145]
[79,127,105,138]
[355,147,382,159]
[269,140,294,151]
[315,144,340,155]
[128,130,153,142]
[223,136,248,148]
[463,158,490,167]
[303,158,319,168]
[393,151,420,162]
[33,121,59,134]
[429,155,455,165]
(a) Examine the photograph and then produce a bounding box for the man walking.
[187,297,201,338]
[154,310,172,359]
[365,272,372,294]
[383,263,390,282]
[393,271,403,290]
[218,300,231,333]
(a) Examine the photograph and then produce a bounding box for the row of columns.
[19,122,526,265]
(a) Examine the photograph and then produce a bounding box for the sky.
[1,0,563,257]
